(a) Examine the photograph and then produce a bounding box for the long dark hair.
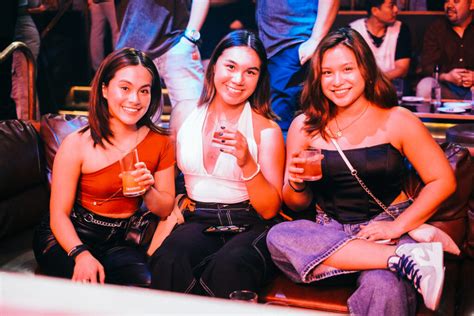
[199,30,276,120]
[83,47,167,148]
[301,27,397,139]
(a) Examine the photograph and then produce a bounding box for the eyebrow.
[118,80,151,88]
[224,59,260,72]
[322,61,356,68]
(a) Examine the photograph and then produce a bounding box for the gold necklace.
[112,129,140,155]
[333,105,369,138]
[93,129,140,207]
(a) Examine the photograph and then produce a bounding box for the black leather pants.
[33,204,151,287]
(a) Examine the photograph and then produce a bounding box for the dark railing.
[0,41,37,120]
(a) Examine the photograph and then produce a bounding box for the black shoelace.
[390,254,422,290]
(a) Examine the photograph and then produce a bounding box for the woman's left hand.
[357,221,402,241]
[133,162,155,192]
[212,130,251,167]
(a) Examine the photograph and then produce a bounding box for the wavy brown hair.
[301,27,397,139]
[199,30,277,120]
[82,47,167,147]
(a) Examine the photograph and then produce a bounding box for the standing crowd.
[21,0,472,314]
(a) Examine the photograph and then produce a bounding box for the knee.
[123,264,152,288]
[416,77,435,98]
[266,221,299,251]
[212,246,262,276]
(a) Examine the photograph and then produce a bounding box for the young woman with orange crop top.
[33,48,175,286]
[149,30,285,298]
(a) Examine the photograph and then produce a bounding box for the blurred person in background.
[416,0,473,100]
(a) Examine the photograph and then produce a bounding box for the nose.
[128,91,139,103]
[393,5,399,14]
[333,71,343,86]
[231,72,244,84]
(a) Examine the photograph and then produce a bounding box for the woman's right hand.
[287,152,306,184]
[72,251,105,284]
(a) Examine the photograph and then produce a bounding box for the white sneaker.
[388,242,444,311]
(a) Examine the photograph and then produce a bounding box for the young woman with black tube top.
[266,28,456,314]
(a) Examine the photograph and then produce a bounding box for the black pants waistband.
[190,199,251,210]
[72,204,131,228]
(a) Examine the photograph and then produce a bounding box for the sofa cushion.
[404,143,472,250]
[0,120,49,241]
[40,114,89,182]
[261,260,461,315]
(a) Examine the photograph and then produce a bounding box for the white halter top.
[176,102,258,203]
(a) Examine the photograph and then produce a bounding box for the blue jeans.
[267,44,308,133]
[267,200,417,315]
[149,200,277,298]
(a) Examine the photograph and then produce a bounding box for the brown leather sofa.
[0,115,472,315]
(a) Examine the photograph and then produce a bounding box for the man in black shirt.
[416,0,473,100]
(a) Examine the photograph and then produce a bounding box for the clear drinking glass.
[211,119,238,150]
[297,147,323,181]
[229,290,258,303]
[119,148,146,197]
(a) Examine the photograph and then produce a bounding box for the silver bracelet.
[241,163,261,181]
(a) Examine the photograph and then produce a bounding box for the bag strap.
[330,137,396,220]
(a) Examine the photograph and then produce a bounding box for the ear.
[371,6,379,16]
[102,83,108,100]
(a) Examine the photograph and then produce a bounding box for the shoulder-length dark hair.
[301,27,397,139]
[199,30,276,120]
[83,47,167,147]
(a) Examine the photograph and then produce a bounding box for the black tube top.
[308,143,405,224]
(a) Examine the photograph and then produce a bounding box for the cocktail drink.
[120,149,146,197]
[297,147,323,181]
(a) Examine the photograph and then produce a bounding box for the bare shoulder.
[251,112,284,147]
[290,113,306,128]
[387,106,420,121]
[57,129,89,160]
[252,111,280,131]
[385,106,432,145]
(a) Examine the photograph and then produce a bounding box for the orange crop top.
[76,130,175,216]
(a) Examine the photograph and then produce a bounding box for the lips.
[332,88,350,98]
[122,106,141,113]
[226,85,244,95]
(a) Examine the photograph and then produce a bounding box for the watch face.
[187,30,200,41]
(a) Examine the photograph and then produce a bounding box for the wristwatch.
[183,29,201,44]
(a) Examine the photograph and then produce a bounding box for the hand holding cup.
[289,147,324,183]
[119,149,149,197]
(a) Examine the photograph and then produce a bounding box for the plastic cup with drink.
[119,148,147,197]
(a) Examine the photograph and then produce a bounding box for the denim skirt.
[266,200,412,283]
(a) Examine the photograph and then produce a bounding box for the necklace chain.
[93,129,140,207]
[333,105,369,138]
[112,129,140,154]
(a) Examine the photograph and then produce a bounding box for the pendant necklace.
[333,104,369,138]
[112,128,140,155]
[92,129,140,206]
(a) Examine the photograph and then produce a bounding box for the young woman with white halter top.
[149,30,285,298]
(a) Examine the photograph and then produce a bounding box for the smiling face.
[444,0,472,25]
[320,44,367,110]
[102,65,152,127]
[212,46,261,108]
